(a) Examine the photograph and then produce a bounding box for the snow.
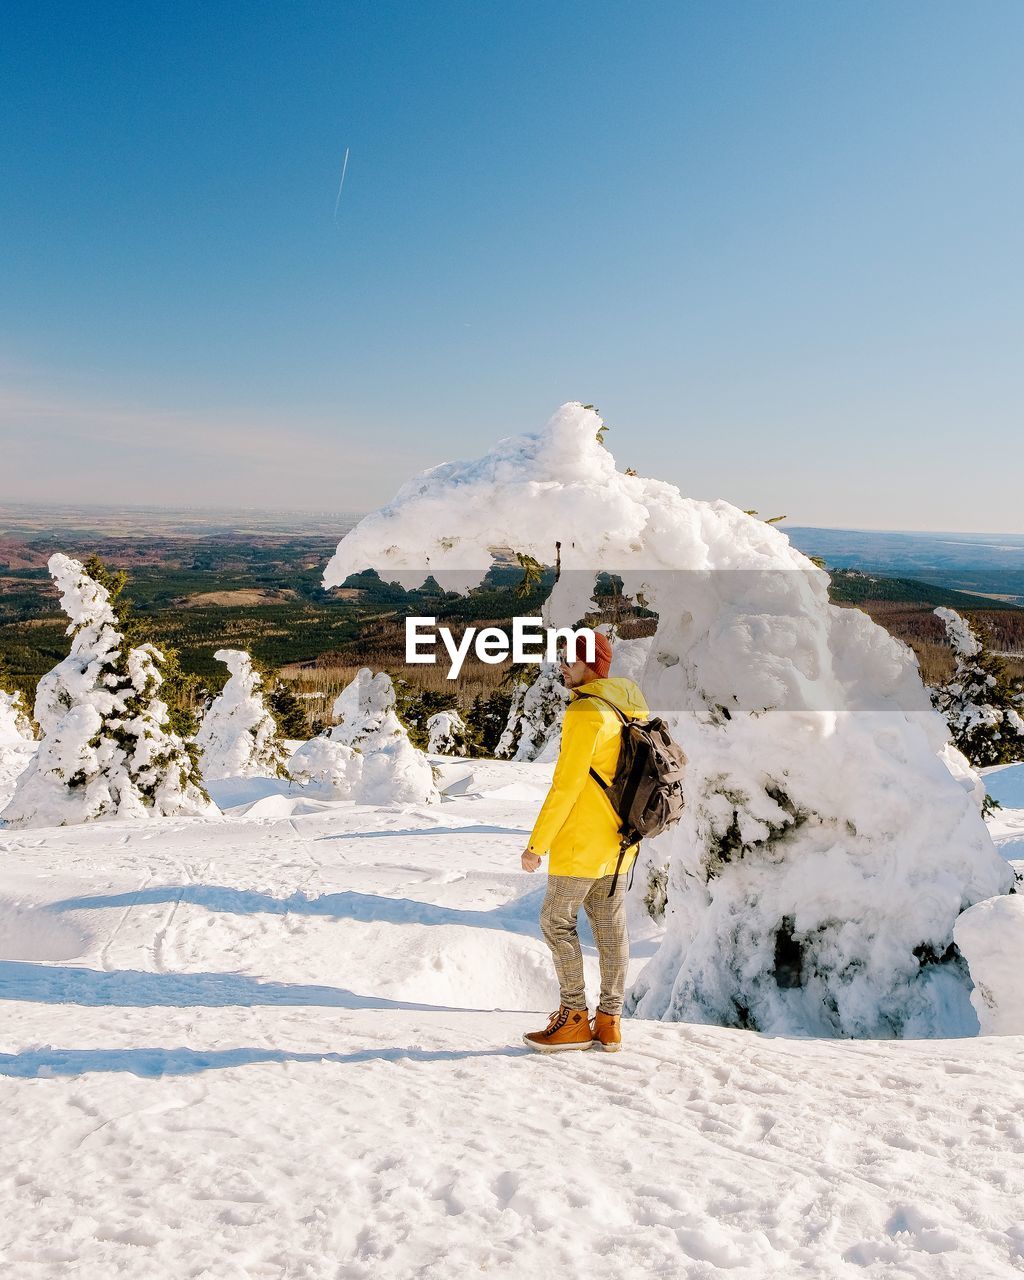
[196,649,287,781]
[0,688,34,745]
[286,734,362,798]
[425,708,468,755]
[1,761,1023,1277]
[0,690,36,810]
[288,670,439,805]
[0,739,36,812]
[932,608,1024,766]
[609,633,654,682]
[494,663,569,762]
[2,555,215,828]
[935,606,982,657]
[981,761,1024,870]
[323,403,1014,1037]
[985,761,1024,813]
[955,894,1024,1034]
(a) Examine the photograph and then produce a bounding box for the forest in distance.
[1,503,1022,737]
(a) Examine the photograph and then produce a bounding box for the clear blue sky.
[3,1,1022,530]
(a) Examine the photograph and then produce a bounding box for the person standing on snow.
[520,631,649,1053]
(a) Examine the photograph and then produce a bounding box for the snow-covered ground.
[1,758,1023,1279]
[984,763,1024,873]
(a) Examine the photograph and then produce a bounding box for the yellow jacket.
[526,676,651,878]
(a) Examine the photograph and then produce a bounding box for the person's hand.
[521,850,542,872]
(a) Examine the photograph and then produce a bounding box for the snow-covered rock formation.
[323,401,1013,1038]
[289,669,439,804]
[426,709,470,755]
[495,663,569,762]
[2,554,216,827]
[196,650,288,782]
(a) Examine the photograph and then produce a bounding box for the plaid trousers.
[539,873,629,1016]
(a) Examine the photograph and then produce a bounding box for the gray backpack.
[578,693,688,895]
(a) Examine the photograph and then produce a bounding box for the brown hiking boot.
[523,1006,594,1053]
[592,1009,622,1052]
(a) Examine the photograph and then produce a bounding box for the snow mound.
[429,760,478,796]
[0,901,90,962]
[203,775,297,810]
[323,401,1013,1038]
[350,921,564,1011]
[954,894,1024,1034]
[984,761,1024,810]
[229,794,334,819]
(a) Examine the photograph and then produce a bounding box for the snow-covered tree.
[196,650,288,781]
[334,668,439,802]
[493,680,527,759]
[426,708,470,755]
[0,688,34,745]
[494,663,569,762]
[322,401,1013,1038]
[465,690,513,755]
[2,554,215,827]
[0,676,36,811]
[932,608,1024,768]
[289,669,439,804]
[265,675,309,740]
[391,682,464,750]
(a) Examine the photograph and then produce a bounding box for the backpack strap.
[575,692,624,799]
[576,696,624,793]
[575,690,630,723]
[576,691,642,897]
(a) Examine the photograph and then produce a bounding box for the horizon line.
[1,497,1023,540]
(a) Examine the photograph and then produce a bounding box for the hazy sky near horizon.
[2,2,1022,532]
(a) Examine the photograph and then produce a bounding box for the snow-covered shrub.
[392,683,464,750]
[286,736,362,798]
[196,650,288,781]
[932,608,1024,768]
[954,894,1024,1034]
[495,663,569,762]
[426,709,470,755]
[322,401,1013,1038]
[2,554,215,827]
[290,669,439,805]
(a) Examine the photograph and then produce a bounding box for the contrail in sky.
[333,148,350,223]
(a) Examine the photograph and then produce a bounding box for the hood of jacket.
[570,676,649,721]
